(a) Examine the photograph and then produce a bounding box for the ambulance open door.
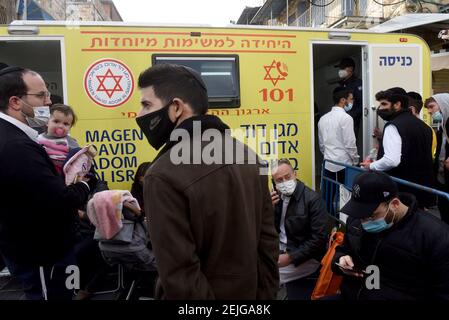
[364,43,424,159]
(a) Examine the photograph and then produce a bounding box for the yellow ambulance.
[0,21,432,189]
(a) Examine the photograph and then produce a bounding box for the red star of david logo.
[96,68,123,98]
[263,60,288,86]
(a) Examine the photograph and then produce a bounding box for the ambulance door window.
[0,40,64,103]
[152,55,240,108]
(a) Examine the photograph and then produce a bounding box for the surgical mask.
[361,204,396,233]
[136,101,176,150]
[432,111,443,123]
[276,179,297,196]
[338,69,348,79]
[23,105,50,128]
[344,102,353,112]
[377,108,396,121]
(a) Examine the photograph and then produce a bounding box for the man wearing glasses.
[331,170,449,300]
[0,67,96,300]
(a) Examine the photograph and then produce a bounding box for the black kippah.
[0,66,24,77]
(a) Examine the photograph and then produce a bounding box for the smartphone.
[271,179,277,193]
[335,262,367,274]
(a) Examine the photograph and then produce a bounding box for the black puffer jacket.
[332,193,449,300]
[274,180,329,266]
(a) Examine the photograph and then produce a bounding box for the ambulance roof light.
[7,25,39,35]
[328,32,351,40]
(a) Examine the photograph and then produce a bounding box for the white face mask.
[276,179,297,196]
[23,105,50,128]
[338,69,348,79]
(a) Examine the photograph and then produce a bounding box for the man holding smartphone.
[271,159,328,300]
[332,170,449,300]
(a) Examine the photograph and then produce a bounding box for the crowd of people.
[1,62,449,301]
[318,75,449,216]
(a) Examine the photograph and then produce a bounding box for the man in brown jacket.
[135,64,279,299]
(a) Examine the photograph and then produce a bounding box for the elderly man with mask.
[271,158,328,300]
[332,170,449,300]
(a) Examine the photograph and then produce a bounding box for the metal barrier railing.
[320,159,449,217]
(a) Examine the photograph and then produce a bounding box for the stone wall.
[35,0,117,21]
[0,0,17,24]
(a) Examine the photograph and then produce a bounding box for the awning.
[432,51,449,71]
[370,13,449,33]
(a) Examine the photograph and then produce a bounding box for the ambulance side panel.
[0,25,431,190]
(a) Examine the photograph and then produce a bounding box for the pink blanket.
[63,145,96,185]
[87,190,141,239]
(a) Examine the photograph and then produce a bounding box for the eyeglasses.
[23,91,51,99]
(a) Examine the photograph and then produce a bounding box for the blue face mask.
[432,111,443,123]
[361,204,395,233]
[344,102,353,112]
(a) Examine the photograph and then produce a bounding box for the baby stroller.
[97,203,156,272]
[91,198,157,300]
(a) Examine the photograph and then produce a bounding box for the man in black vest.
[361,87,434,208]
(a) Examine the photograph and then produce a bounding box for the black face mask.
[136,101,176,150]
[377,108,396,121]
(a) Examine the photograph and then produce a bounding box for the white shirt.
[370,124,402,171]
[318,107,359,172]
[0,111,38,142]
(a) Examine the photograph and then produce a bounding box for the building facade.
[16,0,122,21]
[0,0,16,24]
[238,0,449,29]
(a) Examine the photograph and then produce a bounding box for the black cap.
[341,171,398,219]
[335,57,355,69]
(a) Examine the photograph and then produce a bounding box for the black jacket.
[340,75,363,123]
[274,180,328,266]
[0,118,91,266]
[332,193,449,300]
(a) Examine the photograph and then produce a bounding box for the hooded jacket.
[432,93,449,140]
